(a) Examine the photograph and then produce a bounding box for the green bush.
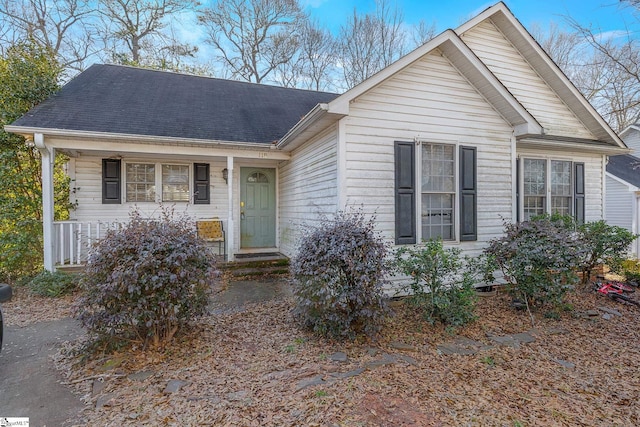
[622,259,640,283]
[23,270,79,297]
[291,209,389,340]
[394,239,479,326]
[578,221,637,283]
[484,216,584,310]
[76,209,217,351]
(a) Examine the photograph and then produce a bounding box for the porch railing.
[53,221,125,266]
[53,219,227,267]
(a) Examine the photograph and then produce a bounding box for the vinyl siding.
[343,50,514,256]
[278,126,338,257]
[605,175,633,230]
[461,20,595,140]
[623,128,640,155]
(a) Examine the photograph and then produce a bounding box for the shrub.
[577,221,636,283]
[291,209,389,340]
[484,216,585,309]
[394,239,479,326]
[76,208,217,351]
[622,259,640,283]
[22,270,78,297]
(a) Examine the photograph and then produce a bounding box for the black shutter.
[574,162,585,224]
[394,141,416,244]
[102,159,121,204]
[459,146,477,241]
[194,163,210,204]
[515,157,520,223]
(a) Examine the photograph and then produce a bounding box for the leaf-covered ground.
[6,283,640,426]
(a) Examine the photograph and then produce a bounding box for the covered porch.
[20,132,290,271]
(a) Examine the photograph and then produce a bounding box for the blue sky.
[302,0,636,35]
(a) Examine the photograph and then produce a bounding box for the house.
[605,124,640,257]
[6,2,628,274]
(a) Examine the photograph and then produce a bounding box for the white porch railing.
[53,221,126,266]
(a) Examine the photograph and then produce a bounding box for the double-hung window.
[521,158,584,222]
[421,143,455,240]
[394,141,477,245]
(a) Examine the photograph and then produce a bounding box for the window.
[126,163,155,202]
[394,141,476,244]
[162,164,189,202]
[421,143,455,240]
[521,158,584,222]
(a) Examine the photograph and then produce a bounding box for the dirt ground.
[4,284,640,426]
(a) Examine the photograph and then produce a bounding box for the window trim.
[417,141,459,242]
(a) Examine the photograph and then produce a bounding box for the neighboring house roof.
[607,154,640,188]
[9,64,339,144]
[620,124,640,139]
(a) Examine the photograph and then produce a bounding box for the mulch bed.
[7,284,640,426]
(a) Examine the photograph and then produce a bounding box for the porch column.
[34,133,55,272]
[226,156,234,262]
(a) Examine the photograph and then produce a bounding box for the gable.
[349,50,512,139]
[460,20,594,140]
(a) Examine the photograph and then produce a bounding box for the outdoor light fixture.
[222,168,228,184]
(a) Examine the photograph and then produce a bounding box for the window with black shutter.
[102,159,121,204]
[394,141,416,244]
[193,163,210,204]
[459,146,477,241]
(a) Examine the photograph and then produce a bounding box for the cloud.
[593,29,630,42]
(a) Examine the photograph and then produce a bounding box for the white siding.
[623,128,640,155]
[461,21,595,140]
[605,175,634,230]
[278,126,338,256]
[343,51,514,255]
[72,155,229,223]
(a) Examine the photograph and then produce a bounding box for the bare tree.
[410,19,437,48]
[96,0,199,68]
[337,0,408,89]
[198,0,306,84]
[274,19,336,91]
[0,0,96,72]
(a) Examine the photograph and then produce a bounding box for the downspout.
[226,156,234,262]
[34,133,55,272]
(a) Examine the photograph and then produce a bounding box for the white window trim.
[519,155,575,220]
[415,140,460,243]
[123,161,192,203]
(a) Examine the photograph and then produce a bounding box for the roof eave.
[4,125,276,151]
[517,135,631,155]
[277,103,345,151]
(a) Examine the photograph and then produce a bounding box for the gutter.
[276,103,330,149]
[4,125,276,151]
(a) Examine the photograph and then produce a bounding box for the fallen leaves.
[15,284,640,426]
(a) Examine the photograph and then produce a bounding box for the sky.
[302,0,637,36]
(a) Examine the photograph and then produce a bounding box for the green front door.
[240,168,276,248]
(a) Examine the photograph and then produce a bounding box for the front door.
[240,168,276,248]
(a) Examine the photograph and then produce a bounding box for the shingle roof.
[607,154,640,188]
[11,64,340,144]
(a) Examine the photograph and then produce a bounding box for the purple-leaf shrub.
[291,209,389,340]
[76,208,217,351]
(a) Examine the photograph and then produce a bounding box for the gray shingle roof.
[11,64,339,144]
[607,154,640,188]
